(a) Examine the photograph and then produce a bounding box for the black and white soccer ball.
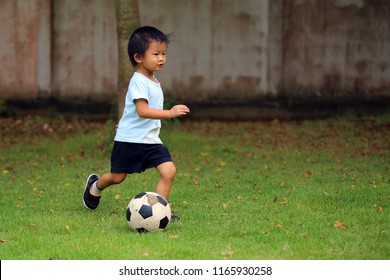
[126,192,171,233]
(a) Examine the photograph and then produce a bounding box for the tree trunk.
[115,0,140,120]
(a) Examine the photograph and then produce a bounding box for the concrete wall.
[0,0,118,102]
[51,0,118,101]
[282,0,390,101]
[139,0,271,103]
[139,0,390,104]
[0,0,389,107]
[0,0,50,99]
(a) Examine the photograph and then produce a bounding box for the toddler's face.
[139,41,167,73]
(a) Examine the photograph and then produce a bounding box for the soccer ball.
[126,192,171,233]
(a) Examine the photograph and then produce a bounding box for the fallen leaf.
[182,201,188,207]
[334,220,348,229]
[114,194,120,200]
[376,206,383,213]
[66,225,71,232]
[305,170,312,177]
[169,235,179,239]
[222,250,234,259]
[223,203,228,210]
[218,160,226,167]
[141,252,149,257]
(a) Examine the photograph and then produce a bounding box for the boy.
[83,26,189,220]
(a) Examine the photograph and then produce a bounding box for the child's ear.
[134,53,142,64]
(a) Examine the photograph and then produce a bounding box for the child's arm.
[135,99,190,119]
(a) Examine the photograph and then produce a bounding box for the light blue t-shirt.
[114,72,163,144]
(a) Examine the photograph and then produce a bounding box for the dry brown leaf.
[334,220,348,229]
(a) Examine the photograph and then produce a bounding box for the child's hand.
[169,105,190,118]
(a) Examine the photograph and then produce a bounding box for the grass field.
[0,111,389,260]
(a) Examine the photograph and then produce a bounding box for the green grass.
[0,113,389,260]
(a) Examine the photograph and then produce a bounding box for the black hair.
[127,26,171,67]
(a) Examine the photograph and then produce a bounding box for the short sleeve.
[129,78,149,103]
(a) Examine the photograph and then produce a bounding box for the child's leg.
[155,162,176,199]
[92,172,127,194]
[83,172,126,210]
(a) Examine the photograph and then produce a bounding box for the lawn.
[0,111,389,260]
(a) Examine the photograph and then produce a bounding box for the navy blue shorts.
[110,141,172,174]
